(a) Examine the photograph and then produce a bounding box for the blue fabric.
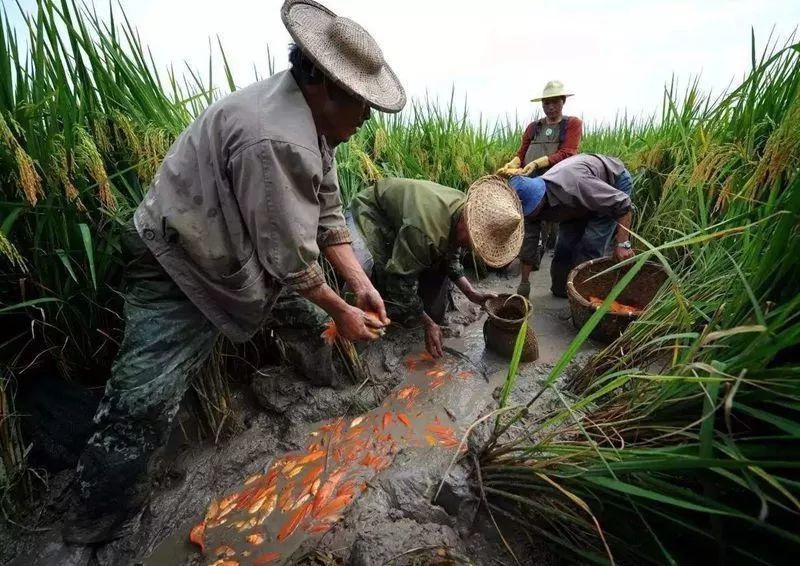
[615,169,633,196]
[508,175,546,216]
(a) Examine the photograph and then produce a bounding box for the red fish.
[312,469,346,515]
[313,493,353,519]
[589,296,642,315]
[278,500,312,541]
[397,413,411,428]
[254,552,281,564]
[321,310,384,344]
[189,523,205,553]
[382,412,392,430]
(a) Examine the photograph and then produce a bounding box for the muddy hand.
[354,284,390,326]
[333,305,383,342]
[424,323,444,358]
[470,291,497,307]
[613,246,635,263]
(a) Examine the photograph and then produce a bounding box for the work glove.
[496,156,521,177]
[519,155,551,176]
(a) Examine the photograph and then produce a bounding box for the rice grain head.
[75,127,116,210]
[0,230,27,271]
[15,146,43,206]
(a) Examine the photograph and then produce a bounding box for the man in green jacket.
[350,177,524,357]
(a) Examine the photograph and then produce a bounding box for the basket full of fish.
[567,256,668,343]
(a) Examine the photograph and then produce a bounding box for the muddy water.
[147,349,503,566]
[3,258,588,566]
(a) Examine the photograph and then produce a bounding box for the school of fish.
[189,351,473,565]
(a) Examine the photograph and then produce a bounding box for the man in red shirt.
[497,81,583,297]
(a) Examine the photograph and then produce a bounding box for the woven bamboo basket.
[567,256,668,343]
[483,294,539,362]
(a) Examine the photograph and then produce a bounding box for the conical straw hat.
[281,0,406,113]
[465,176,524,268]
[531,80,574,102]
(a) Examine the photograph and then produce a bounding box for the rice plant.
[480,37,800,564]
[1,5,799,562]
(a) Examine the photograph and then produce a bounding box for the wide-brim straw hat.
[531,80,574,102]
[281,0,406,113]
[465,176,524,268]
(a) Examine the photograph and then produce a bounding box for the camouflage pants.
[74,223,332,522]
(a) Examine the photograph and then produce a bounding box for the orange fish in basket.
[589,296,642,315]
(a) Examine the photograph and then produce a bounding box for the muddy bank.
[2,257,595,566]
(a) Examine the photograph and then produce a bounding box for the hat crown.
[329,17,385,75]
[487,203,522,238]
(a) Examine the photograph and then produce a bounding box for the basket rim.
[485,293,530,325]
[566,256,664,319]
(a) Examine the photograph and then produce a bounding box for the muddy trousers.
[550,216,618,297]
[72,229,219,535]
[70,227,332,538]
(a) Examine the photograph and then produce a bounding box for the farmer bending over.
[506,154,635,298]
[63,0,405,545]
[348,177,523,357]
[497,81,583,297]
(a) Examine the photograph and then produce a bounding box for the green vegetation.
[1,2,798,562]
[480,37,800,565]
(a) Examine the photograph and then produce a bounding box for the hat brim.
[281,0,406,113]
[531,93,574,102]
[464,176,524,268]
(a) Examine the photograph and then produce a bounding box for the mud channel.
[2,257,600,566]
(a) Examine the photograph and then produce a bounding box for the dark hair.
[289,43,323,85]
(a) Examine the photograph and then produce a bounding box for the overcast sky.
[8,1,800,126]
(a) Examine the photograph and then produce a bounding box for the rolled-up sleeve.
[228,140,325,292]
[316,157,352,248]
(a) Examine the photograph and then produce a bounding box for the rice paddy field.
[1,1,799,564]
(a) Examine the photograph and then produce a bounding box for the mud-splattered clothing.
[73,223,337,532]
[350,179,465,324]
[134,70,350,343]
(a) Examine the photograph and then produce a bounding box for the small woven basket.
[483,294,539,362]
[567,256,668,343]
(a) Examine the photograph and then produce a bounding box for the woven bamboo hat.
[281,0,406,113]
[465,176,524,268]
[531,80,574,102]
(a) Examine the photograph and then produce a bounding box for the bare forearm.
[323,243,371,292]
[300,282,349,318]
[454,276,477,300]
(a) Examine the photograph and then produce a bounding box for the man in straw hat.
[497,80,583,298]
[506,154,635,299]
[61,0,405,546]
[349,177,523,357]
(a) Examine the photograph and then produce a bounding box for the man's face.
[541,96,565,121]
[321,78,372,145]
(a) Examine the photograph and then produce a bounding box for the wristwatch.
[616,241,632,249]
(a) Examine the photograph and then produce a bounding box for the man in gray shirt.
[508,154,636,297]
[62,0,405,545]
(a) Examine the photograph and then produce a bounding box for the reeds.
[480,36,800,564]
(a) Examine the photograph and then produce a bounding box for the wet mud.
[2,256,594,566]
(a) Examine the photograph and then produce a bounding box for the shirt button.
[143,229,155,241]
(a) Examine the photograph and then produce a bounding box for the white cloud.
[8,0,800,125]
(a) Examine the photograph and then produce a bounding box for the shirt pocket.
[221,248,262,291]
